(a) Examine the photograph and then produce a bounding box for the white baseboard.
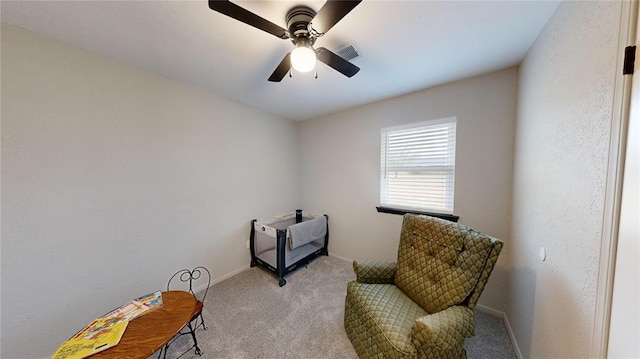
[194,264,250,293]
[329,252,353,263]
[476,304,523,359]
[476,303,505,317]
[213,264,250,285]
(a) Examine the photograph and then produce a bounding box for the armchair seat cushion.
[345,282,427,357]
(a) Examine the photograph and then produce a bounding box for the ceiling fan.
[208,0,362,82]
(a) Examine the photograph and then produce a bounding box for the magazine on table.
[51,291,163,358]
[102,290,163,322]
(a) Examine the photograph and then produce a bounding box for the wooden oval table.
[91,291,197,359]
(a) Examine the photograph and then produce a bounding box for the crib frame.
[250,210,329,286]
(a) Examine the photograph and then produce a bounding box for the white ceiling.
[1,0,559,121]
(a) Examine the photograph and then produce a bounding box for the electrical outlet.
[246,240,250,249]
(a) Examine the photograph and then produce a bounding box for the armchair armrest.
[411,306,475,353]
[352,261,397,284]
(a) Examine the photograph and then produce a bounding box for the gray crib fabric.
[288,216,327,250]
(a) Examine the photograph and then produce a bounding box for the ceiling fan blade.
[268,53,291,82]
[315,47,360,78]
[209,0,289,39]
[311,0,362,35]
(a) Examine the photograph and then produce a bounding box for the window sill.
[376,206,459,223]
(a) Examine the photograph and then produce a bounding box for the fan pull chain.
[315,71,318,79]
[289,70,292,78]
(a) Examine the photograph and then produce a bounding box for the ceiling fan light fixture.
[291,46,316,73]
[209,0,362,81]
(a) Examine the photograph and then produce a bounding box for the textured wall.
[298,68,518,312]
[1,24,298,358]
[510,1,622,357]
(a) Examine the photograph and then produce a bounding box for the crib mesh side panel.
[268,218,296,230]
[284,238,324,266]
[256,235,324,268]
[254,218,326,268]
[255,230,277,268]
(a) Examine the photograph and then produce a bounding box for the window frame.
[379,117,458,218]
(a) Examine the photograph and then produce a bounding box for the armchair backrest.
[394,214,503,313]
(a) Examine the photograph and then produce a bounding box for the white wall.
[298,67,518,311]
[511,1,622,357]
[1,24,298,358]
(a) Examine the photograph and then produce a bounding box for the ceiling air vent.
[335,41,360,61]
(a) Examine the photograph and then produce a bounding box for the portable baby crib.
[250,210,329,286]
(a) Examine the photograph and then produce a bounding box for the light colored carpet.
[160,255,517,359]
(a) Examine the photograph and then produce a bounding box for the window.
[380,117,456,213]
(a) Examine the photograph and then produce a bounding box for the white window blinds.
[380,117,456,213]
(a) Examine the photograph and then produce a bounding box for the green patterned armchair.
[344,214,503,359]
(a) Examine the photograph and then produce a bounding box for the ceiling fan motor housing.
[287,6,316,46]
